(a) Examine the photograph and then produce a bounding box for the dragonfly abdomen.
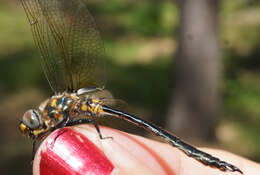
[101,105,243,173]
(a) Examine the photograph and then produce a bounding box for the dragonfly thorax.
[41,93,80,122]
[41,93,105,121]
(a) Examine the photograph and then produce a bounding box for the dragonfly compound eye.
[21,109,41,130]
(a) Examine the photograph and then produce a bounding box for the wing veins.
[21,0,106,92]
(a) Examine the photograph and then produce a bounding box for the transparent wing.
[21,0,105,92]
[79,89,127,109]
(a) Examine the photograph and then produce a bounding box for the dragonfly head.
[19,109,42,139]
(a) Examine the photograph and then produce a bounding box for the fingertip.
[32,125,250,175]
[34,125,175,175]
[33,127,114,175]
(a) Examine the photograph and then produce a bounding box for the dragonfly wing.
[21,0,67,92]
[21,0,105,92]
[101,98,127,110]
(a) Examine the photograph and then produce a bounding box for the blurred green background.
[0,0,260,174]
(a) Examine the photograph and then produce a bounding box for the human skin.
[33,125,260,175]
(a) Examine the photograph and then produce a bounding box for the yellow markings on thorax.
[81,99,104,114]
[51,99,57,107]
[92,99,104,114]
[81,103,88,112]
[92,99,99,104]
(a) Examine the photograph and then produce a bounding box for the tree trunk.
[167,0,220,142]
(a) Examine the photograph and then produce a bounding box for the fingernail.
[34,128,114,175]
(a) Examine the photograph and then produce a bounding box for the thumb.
[33,125,258,175]
[32,125,174,175]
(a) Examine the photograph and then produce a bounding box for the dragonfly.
[18,0,243,174]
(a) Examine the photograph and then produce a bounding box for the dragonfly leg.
[67,118,112,140]
[91,119,113,140]
[52,115,71,143]
[31,130,50,160]
[32,139,37,161]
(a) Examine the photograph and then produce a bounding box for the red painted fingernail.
[35,128,114,175]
